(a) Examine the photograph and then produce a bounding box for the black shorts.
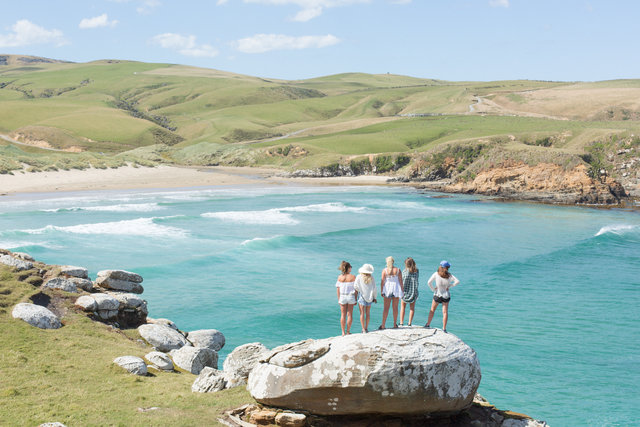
[433,295,451,304]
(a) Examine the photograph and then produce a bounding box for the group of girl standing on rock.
[335,257,460,336]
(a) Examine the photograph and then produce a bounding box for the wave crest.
[23,217,188,238]
[595,224,639,236]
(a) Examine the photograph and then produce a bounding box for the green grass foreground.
[0,266,251,426]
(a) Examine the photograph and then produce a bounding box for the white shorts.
[339,294,356,305]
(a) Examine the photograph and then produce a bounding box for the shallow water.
[1,184,639,426]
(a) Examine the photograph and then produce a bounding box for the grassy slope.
[1,55,640,173]
[0,265,250,426]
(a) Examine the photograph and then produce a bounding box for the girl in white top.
[354,263,377,333]
[425,260,460,332]
[379,256,404,330]
[336,260,357,336]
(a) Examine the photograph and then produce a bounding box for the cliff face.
[420,163,627,205]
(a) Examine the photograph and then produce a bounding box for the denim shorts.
[358,296,373,307]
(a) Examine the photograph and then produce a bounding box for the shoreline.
[0,165,394,197]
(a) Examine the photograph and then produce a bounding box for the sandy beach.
[0,165,393,195]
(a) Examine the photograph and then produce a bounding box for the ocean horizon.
[1,183,638,426]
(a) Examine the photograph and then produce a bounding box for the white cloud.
[389,0,411,4]
[234,0,370,21]
[0,20,66,48]
[138,0,161,14]
[151,33,219,57]
[79,14,119,29]
[235,33,340,53]
[489,0,509,7]
[217,0,229,4]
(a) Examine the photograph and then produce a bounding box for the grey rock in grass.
[146,317,179,330]
[38,423,67,427]
[247,328,481,416]
[94,276,144,294]
[107,292,147,312]
[275,412,307,427]
[114,356,148,376]
[187,329,225,352]
[192,367,227,393]
[223,342,270,388]
[0,254,33,271]
[13,252,35,262]
[145,351,174,371]
[68,277,93,292]
[60,265,88,279]
[97,269,143,283]
[92,293,119,311]
[43,277,78,293]
[12,303,62,329]
[75,295,97,312]
[138,323,189,352]
[169,346,218,374]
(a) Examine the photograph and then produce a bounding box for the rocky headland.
[2,249,548,426]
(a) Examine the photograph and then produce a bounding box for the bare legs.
[400,301,416,326]
[426,299,449,331]
[391,297,399,327]
[381,297,391,329]
[359,304,371,333]
[340,304,355,335]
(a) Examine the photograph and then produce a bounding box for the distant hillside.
[0,55,639,201]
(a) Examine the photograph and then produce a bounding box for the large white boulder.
[12,303,62,329]
[192,367,227,392]
[223,342,270,388]
[247,328,481,416]
[138,324,189,352]
[187,329,225,351]
[170,346,218,374]
[113,356,148,376]
[75,295,97,311]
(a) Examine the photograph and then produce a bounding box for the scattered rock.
[92,293,120,310]
[249,410,278,425]
[38,423,67,427]
[75,295,97,311]
[192,367,227,392]
[43,277,78,293]
[169,346,217,374]
[12,303,62,329]
[0,254,34,271]
[248,328,481,416]
[138,323,189,352]
[187,329,225,351]
[146,317,179,330]
[59,265,88,279]
[68,277,93,292]
[13,252,34,262]
[95,276,144,294]
[223,342,270,388]
[113,356,148,376]
[97,269,143,283]
[275,412,307,427]
[145,351,174,371]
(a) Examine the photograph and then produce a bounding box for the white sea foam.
[41,203,163,213]
[280,202,366,213]
[23,217,187,238]
[240,235,282,246]
[203,209,298,225]
[595,224,639,236]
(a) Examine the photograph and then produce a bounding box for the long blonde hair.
[385,256,394,273]
[361,273,372,284]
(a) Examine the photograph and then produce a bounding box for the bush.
[350,157,372,175]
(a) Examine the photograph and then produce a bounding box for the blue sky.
[0,0,637,81]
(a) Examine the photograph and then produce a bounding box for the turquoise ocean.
[1,184,638,426]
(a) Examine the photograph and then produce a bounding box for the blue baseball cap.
[440,260,451,268]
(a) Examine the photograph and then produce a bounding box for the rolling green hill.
[1,54,639,181]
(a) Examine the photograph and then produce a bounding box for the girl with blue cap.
[425,260,460,332]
